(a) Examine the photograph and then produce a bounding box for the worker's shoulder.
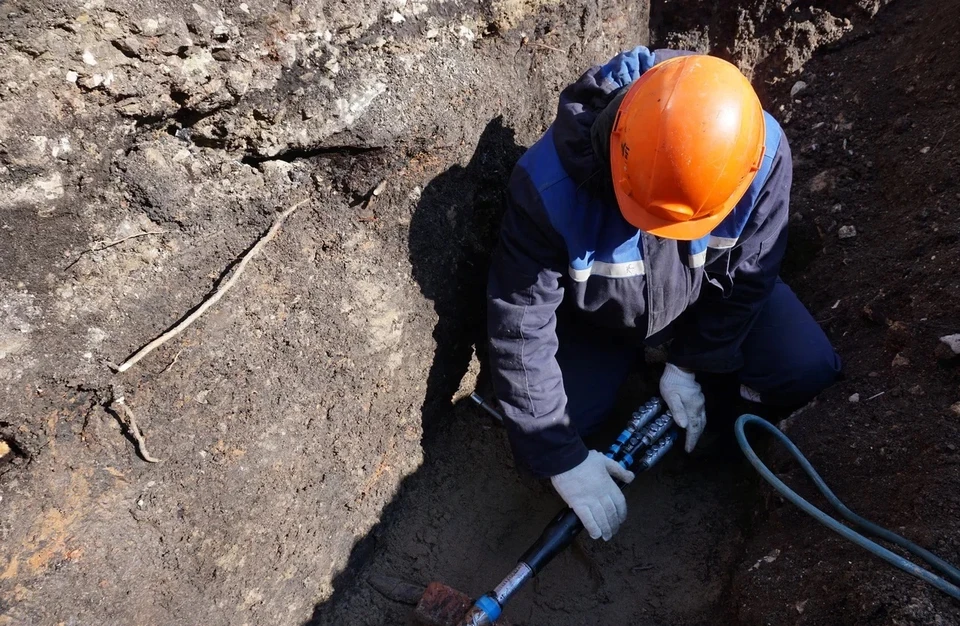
[704,111,788,250]
[761,110,785,154]
[512,127,575,197]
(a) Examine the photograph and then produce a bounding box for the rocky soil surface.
[731,1,960,623]
[3,0,956,624]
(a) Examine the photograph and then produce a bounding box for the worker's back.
[499,45,786,342]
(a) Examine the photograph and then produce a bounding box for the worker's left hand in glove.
[660,363,707,453]
[550,450,635,541]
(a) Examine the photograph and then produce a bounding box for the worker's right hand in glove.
[550,450,635,541]
[660,363,707,453]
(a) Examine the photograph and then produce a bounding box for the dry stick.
[65,230,165,270]
[115,200,308,373]
[113,395,161,463]
[161,349,183,374]
[92,230,166,252]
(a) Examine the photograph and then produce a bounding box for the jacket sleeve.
[667,133,793,373]
[487,166,588,478]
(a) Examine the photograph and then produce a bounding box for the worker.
[486,48,842,542]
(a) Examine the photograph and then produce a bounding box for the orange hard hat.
[610,55,766,241]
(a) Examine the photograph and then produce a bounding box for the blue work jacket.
[487,47,792,477]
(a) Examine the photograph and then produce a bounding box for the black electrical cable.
[735,414,960,601]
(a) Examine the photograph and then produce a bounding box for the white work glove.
[550,450,635,541]
[660,363,707,453]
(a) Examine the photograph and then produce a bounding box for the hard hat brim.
[612,185,733,240]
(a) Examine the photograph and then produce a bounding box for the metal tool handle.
[470,392,505,423]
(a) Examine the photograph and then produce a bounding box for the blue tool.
[461,396,680,626]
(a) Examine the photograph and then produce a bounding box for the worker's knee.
[747,348,842,408]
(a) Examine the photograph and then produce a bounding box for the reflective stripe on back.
[568,259,646,283]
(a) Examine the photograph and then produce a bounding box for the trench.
[303,12,792,626]
[304,1,960,624]
[4,0,959,624]
[309,398,759,625]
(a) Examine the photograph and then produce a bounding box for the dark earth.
[1,0,958,624]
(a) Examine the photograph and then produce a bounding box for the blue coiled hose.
[735,414,960,600]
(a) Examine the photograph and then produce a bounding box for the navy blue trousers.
[557,279,842,434]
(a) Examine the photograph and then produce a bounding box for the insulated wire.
[735,414,960,601]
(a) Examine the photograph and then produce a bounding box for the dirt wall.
[0,0,932,625]
[731,1,960,623]
[0,0,650,623]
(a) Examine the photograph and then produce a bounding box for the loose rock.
[808,169,836,193]
[114,37,143,57]
[936,335,960,361]
[838,225,857,239]
[138,18,160,36]
[78,74,104,89]
[939,334,960,355]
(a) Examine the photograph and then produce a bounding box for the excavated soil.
[2,0,958,624]
[731,1,960,624]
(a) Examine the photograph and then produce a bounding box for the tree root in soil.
[109,391,161,463]
[112,199,308,373]
[64,230,165,271]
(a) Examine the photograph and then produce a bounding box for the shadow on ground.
[406,116,526,430]
[302,117,525,625]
